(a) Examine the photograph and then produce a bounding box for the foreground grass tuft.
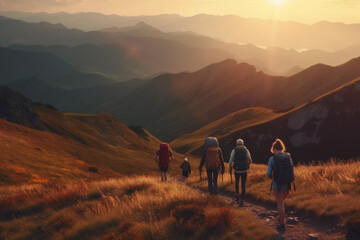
[0,176,274,240]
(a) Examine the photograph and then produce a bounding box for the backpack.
[273,153,294,185]
[182,161,190,172]
[159,143,170,168]
[233,146,249,171]
[204,137,219,148]
[205,146,220,170]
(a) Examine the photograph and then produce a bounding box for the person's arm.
[170,150,174,161]
[155,150,159,163]
[199,149,207,169]
[247,150,253,164]
[289,155,295,181]
[229,149,235,170]
[266,157,274,178]
[218,148,225,174]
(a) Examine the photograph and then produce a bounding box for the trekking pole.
[230,168,233,184]
[222,173,224,185]
[199,168,202,181]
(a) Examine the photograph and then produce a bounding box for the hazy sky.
[0,0,359,24]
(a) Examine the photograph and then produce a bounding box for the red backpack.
[159,143,170,168]
[205,146,220,170]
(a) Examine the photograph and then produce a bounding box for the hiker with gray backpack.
[199,137,225,195]
[266,138,295,232]
[229,139,252,205]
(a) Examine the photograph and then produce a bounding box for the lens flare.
[271,0,287,7]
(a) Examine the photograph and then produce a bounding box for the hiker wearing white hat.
[229,139,252,205]
[180,157,191,182]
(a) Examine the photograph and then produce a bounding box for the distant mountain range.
[8,56,360,141]
[3,16,360,77]
[0,46,74,84]
[1,17,238,80]
[2,11,360,51]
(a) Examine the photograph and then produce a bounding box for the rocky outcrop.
[0,86,41,129]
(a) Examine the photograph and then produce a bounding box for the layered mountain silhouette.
[10,40,232,81]
[9,57,360,141]
[7,76,146,114]
[1,17,234,80]
[0,47,74,84]
[4,16,360,76]
[3,11,360,51]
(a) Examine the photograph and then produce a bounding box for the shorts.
[182,171,189,177]
[160,167,168,172]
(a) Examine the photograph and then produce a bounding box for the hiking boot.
[276,224,285,232]
[239,200,244,206]
[235,195,240,203]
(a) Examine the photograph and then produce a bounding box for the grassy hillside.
[189,161,360,238]
[221,77,360,163]
[0,176,275,240]
[171,107,281,154]
[0,104,168,185]
[107,56,360,141]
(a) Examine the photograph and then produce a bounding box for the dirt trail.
[190,184,346,240]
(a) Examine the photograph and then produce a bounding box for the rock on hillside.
[0,86,41,129]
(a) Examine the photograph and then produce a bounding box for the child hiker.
[180,157,191,182]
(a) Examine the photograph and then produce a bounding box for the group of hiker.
[154,137,295,232]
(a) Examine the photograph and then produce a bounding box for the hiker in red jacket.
[155,143,174,182]
[199,137,225,195]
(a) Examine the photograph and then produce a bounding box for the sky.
[0,0,359,24]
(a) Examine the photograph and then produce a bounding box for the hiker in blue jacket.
[266,138,295,232]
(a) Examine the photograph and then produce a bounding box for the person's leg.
[164,171,167,182]
[240,172,247,200]
[235,172,240,195]
[161,171,164,182]
[213,170,219,195]
[206,169,213,194]
[274,190,286,225]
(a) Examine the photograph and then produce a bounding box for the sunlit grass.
[189,160,360,236]
[0,176,275,240]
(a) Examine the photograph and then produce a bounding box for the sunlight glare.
[271,0,287,7]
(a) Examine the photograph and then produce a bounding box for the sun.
[270,0,287,7]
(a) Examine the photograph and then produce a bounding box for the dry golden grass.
[0,176,275,240]
[0,106,173,185]
[189,160,360,230]
[171,107,282,154]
